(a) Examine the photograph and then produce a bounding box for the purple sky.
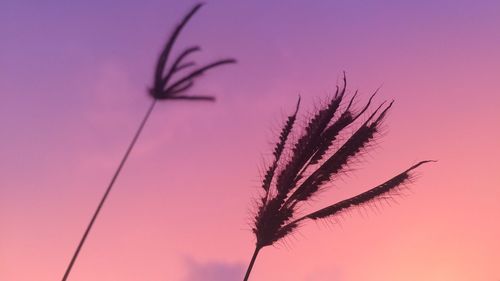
[1,1,500,280]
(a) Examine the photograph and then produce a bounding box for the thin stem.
[61,99,157,281]
[243,246,261,281]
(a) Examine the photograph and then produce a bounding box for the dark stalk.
[61,99,157,281]
[243,246,261,281]
[61,3,235,280]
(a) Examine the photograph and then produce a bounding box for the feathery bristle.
[275,87,345,199]
[308,91,377,166]
[250,77,431,251]
[245,75,432,281]
[253,198,295,247]
[261,98,301,193]
[305,160,433,221]
[289,122,378,204]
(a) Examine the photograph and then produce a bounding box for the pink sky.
[1,1,499,280]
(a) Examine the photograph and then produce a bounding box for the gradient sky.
[1,0,500,280]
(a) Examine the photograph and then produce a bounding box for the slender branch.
[164,59,236,94]
[175,61,196,72]
[161,46,200,87]
[167,95,215,101]
[243,246,261,281]
[262,97,301,204]
[284,160,434,228]
[61,3,235,280]
[169,80,195,95]
[154,3,204,86]
[61,99,157,281]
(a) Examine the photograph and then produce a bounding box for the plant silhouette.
[61,3,235,281]
[244,76,433,280]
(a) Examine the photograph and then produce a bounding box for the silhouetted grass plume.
[61,3,235,281]
[243,76,433,280]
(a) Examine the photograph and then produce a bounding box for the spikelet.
[245,76,432,281]
[304,161,433,221]
[274,82,345,201]
[288,102,392,204]
[308,91,376,166]
[261,98,301,193]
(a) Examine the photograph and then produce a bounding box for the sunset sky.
[1,1,499,280]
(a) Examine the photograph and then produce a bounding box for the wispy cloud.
[183,258,245,281]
